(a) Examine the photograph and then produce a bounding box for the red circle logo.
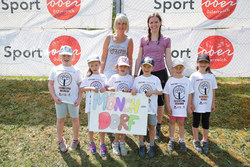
[49,35,81,66]
[47,0,81,20]
[202,0,237,20]
[198,35,234,69]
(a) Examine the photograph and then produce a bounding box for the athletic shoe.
[179,141,187,152]
[58,137,68,152]
[112,142,120,156]
[100,144,107,156]
[168,140,175,151]
[155,126,162,140]
[193,141,202,153]
[148,145,155,157]
[120,142,127,156]
[139,145,146,157]
[202,141,209,154]
[70,139,79,151]
[89,142,96,154]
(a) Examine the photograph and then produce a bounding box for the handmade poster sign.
[89,91,149,135]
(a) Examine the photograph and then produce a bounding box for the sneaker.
[89,142,96,154]
[148,145,155,157]
[70,139,79,151]
[139,145,146,157]
[58,138,68,152]
[155,126,162,140]
[112,142,120,156]
[202,141,209,154]
[179,141,187,152]
[120,142,127,156]
[100,144,107,156]
[193,141,202,153]
[168,140,175,151]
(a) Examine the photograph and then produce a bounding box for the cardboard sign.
[89,91,149,135]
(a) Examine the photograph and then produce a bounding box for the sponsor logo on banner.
[201,0,237,20]
[198,35,234,69]
[47,0,81,20]
[49,35,81,66]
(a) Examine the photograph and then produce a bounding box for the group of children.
[49,45,217,157]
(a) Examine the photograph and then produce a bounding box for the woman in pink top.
[134,12,173,140]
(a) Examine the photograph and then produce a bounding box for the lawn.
[0,77,249,167]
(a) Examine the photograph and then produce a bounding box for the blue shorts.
[55,103,79,119]
[148,114,157,126]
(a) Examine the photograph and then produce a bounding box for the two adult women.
[101,13,134,80]
[134,12,173,140]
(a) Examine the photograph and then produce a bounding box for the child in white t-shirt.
[131,57,163,157]
[80,55,108,156]
[48,45,83,152]
[107,56,134,156]
[163,59,193,152]
[190,54,218,154]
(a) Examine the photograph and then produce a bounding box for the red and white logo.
[47,0,81,20]
[49,35,81,66]
[198,35,234,69]
[201,0,237,20]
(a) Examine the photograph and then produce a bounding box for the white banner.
[128,28,250,77]
[123,0,250,29]
[89,91,148,135]
[0,28,112,76]
[0,0,112,29]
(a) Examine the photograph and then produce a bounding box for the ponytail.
[86,68,93,77]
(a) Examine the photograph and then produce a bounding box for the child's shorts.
[169,116,185,121]
[55,102,79,119]
[148,114,157,126]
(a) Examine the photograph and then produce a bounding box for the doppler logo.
[198,35,234,69]
[47,0,81,20]
[49,35,81,66]
[202,0,237,20]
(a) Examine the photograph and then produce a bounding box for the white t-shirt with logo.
[163,76,194,117]
[132,75,162,115]
[49,65,83,105]
[80,74,108,113]
[108,74,134,92]
[190,71,218,113]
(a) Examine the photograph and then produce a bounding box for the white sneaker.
[120,143,127,156]
[58,138,68,152]
[112,142,120,156]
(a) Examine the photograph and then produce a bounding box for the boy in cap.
[48,45,83,152]
[163,59,193,152]
[131,57,163,157]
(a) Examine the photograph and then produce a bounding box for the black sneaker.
[155,126,162,141]
[179,141,187,152]
[139,145,146,157]
[202,141,209,154]
[168,140,175,151]
[193,141,202,153]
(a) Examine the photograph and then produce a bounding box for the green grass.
[0,77,249,167]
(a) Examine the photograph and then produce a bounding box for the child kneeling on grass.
[131,57,163,157]
[163,59,193,152]
[48,45,83,152]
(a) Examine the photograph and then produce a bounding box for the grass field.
[0,77,249,167]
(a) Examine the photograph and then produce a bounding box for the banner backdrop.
[123,0,250,29]
[128,28,250,77]
[89,91,148,135]
[0,0,113,29]
[0,28,112,76]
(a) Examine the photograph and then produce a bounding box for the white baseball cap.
[117,56,130,67]
[172,59,184,67]
[59,45,73,56]
[87,54,100,63]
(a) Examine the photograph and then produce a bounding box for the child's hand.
[191,105,195,112]
[145,91,153,97]
[188,107,192,115]
[100,88,106,93]
[54,97,62,104]
[108,87,115,92]
[211,103,215,112]
[74,98,81,106]
[123,88,131,93]
[131,89,137,95]
[92,87,98,93]
[167,108,172,116]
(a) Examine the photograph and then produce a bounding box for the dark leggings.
[192,112,211,129]
[139,68,168,106]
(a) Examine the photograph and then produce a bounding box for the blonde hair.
[114,14,129,33]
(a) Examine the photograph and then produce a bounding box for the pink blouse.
[140,36,171,72]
